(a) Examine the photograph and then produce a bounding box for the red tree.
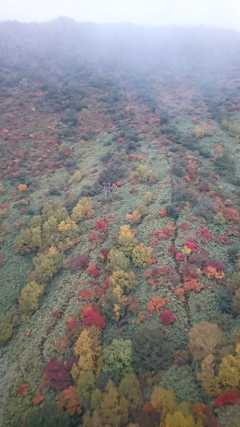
[80,304,106,332]
[95,218,108,233]
[214,390,240,408]
[160,310,175,325]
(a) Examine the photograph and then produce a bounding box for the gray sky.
[0,0,240,30]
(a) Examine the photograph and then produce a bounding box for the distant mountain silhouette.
[0,17,239,74]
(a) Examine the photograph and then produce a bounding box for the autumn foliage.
[86,263,102,277]
[214,389,240,408]
[4,35,240,427]
[188,321,225,361]
[147,296,169,313]
[80,304,106,331]
[42,356,76,390]
[56,386,82,415]
[160,309,175,324]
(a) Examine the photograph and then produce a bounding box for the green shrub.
[29,251,63,284]
[103,339,133,379]
[132,327,173,373]
[131,164,158,184]
[160,365,202,404]
[0,311,15,343]
[19,281,45,315]
[23,402,70,427]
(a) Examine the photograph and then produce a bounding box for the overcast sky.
[0,0,240,31]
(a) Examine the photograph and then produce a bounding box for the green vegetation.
[1,19,240,427]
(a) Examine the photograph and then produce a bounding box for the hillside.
[0,18,240,427]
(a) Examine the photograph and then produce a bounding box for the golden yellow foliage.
[109,269,136,292]
[151,387,176,421]
[217,343,240,390]
[164,409,204,427]
[188,321,225,361]
[126,210,142,223]
[198,345,240,396]
[19,281,45,315]
[132,243,155,267]
[58,218,77,232]
[72,327,101,379]
[131,164,158,184]
[71,197,94,223]
[198,354,221,397]
[114,303,121,320]
[73,170,87,182]
[93,380,128,427]
[112,284,127,303]
[117,225,138,257]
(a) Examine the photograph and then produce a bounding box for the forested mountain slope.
[0,18,240,427]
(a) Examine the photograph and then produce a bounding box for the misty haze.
[0,13,240,427]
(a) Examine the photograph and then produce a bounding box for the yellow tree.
[71,326,101,381]
[109,269,136,292]
[217,343,240,390]
[164,407,204,427]
[118,373,142,414]
[151,387,176,426]
[198,354,221,397]
[117,225,138,257]
[19,281,44,315]
[198,344,240,395]
[71,197,94,223]
[188,321,225,361]
[93,380,128,427]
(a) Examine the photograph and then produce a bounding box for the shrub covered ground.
[0,19,240,427]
